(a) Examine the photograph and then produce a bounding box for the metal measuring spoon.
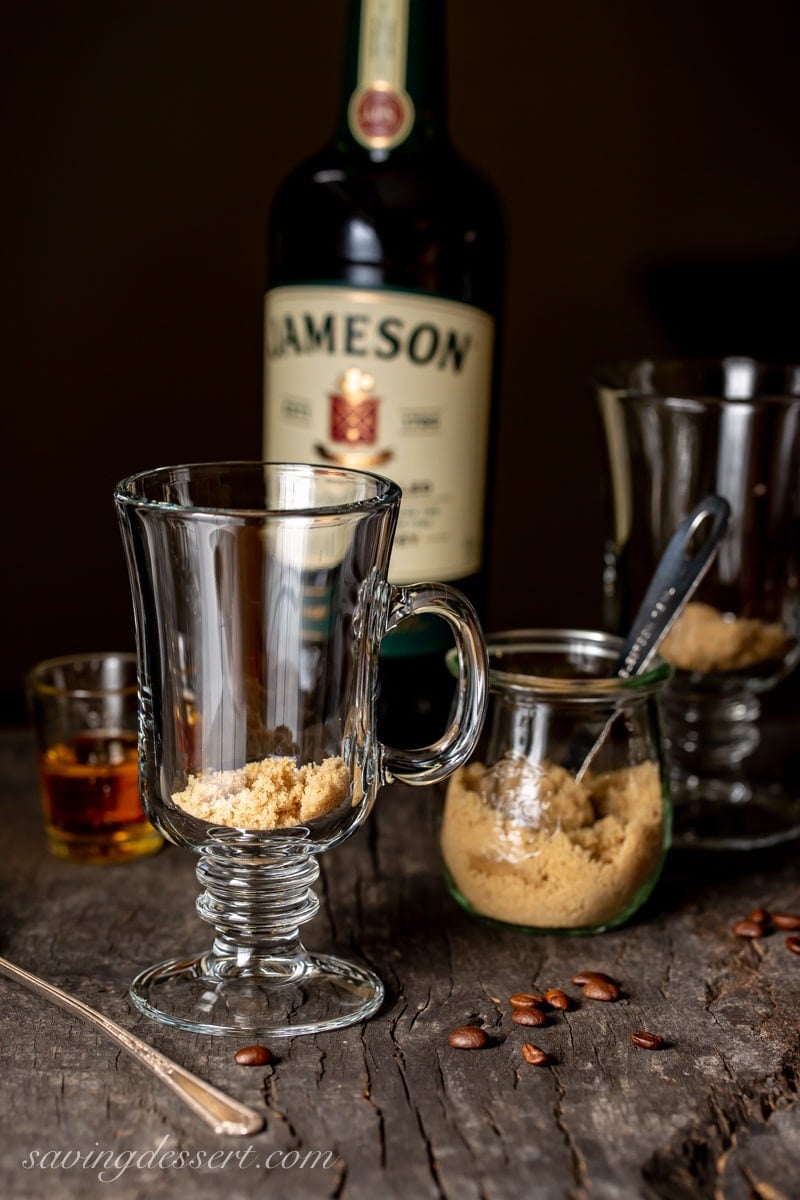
[565,493,731,781]
[0,955,265,1135]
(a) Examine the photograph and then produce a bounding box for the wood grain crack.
[262,1063,298,1143]
[359,1026,387,1170]
[642,1053,800,1199]
[550,1066,590,1200]
[408,987,433,1032]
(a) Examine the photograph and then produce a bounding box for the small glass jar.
[440,630,673,934]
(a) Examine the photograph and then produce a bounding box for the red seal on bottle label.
[330,368,379,446]
[348,83,414,150]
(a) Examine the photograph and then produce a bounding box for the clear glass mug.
[440,630,672,935]
[597,359,800,849]
[114,461,488,1036]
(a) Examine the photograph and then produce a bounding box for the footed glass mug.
[115,462,488,1036]
[597,359,800,849]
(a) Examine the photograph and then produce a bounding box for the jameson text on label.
[264,286,495,584]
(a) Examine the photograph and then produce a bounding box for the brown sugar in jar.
[440,630,672,934]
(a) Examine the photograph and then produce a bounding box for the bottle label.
[348,0,414,150]
[264,285,495,584]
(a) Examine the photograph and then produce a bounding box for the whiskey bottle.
[264,0,504,744]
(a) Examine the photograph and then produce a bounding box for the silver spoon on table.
[564,493,731,781]
[0,955,265,1136]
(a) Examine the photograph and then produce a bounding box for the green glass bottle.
[264,0,504,744]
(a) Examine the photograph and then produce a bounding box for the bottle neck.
[337,0,448,158]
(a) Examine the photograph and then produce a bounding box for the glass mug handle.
[380,583,489,784]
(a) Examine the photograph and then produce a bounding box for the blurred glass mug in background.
[597,358,800,850]
[26,654,163,863]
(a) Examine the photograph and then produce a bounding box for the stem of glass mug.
[662,685,761,768]
[194,830,320,979]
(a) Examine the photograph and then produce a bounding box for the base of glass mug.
[671,772,800,850]
[129,952,384,1036]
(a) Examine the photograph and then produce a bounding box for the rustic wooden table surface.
[1,724,799,1200]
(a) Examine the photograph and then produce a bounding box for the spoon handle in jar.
[565,494,730,781]
[610,494,731,680]
[0,956,265,1136]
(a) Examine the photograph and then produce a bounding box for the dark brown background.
[3,0,800,719]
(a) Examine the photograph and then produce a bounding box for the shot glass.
[26,653,163,863]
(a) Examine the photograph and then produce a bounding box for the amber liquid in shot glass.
[38,731,161,863]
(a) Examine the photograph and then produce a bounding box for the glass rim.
[114,460,403,517]
[26,652,138,698]
[447,628,672,698]
[594,357,800,406]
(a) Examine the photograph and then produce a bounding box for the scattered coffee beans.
[731,918,765,939]
[571,970,615,987]
[512,1007,547,1027]
[544,988,570,1011]
[448,1025,489,1049]
[582,978,620,1002]
[520,1043,549,1066]
[630,1030,663,1050]
[786,935,800,956]
[234,1045,272,1066]
[771,912,800,931]
[509,992,545,1009]
[748,907,769,924]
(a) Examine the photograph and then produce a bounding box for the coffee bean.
[732,918,765,939]
[448,1025,489,1049]
[234,1045,272,1066]
[771,912,800,931]
[512,1007,547,1026]
[571,970,616,987]
[582,978,620,1002]
[748,907,769,924]
[544,988,570,1011]
[509,992,545,1009]
[520,1043,549,1066]
[786,935,800,955]
[630,1030,664,1050]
